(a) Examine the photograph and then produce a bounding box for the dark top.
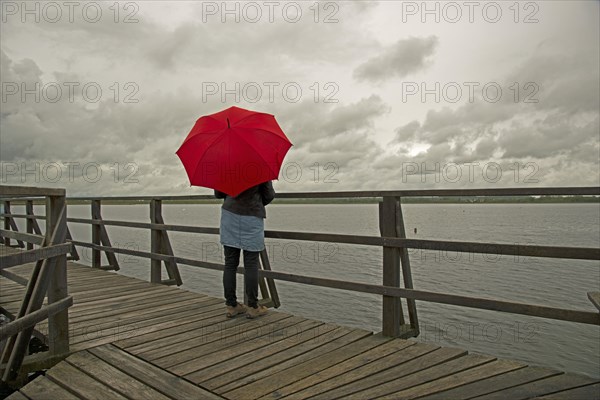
[214,181,275,219]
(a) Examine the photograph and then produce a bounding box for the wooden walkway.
[1,257,599,399]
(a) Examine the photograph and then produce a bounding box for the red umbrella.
[176,106,292,197]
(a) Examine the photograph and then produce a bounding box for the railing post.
[397,197,419,337]
[379,196,404,337]
[91,200,101,268]
[46,195,70,355]
[25,200,34,250]
[150,199,162,283]
[3,200,10,246]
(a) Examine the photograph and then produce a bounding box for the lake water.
[19,202,600,378]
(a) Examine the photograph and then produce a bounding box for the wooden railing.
[1,187,599,342]
[0,185,73,384]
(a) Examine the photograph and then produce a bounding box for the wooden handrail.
[0,297,73,341]
[1,186,599,203]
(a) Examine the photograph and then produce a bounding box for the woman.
[214,181,275,318]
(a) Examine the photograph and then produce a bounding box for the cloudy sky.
[1,0,598,196]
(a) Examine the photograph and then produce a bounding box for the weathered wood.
[150,199,162,283]
[380,197,404,337]
[91,200,101,268]
[0,243,72,269]
[0,269,28,286]
[46,197,70,356]
[2,202,25,248]
[303,342,439,400]
[45,360,128,400]
[5,390,29,400]
[2,204,67,381]
[69,301,223,350]
[0,296,72,340]
[476,373,599,400]
[64,228,79,261]
[377,359,527,400]
[588,292,600,311]
[0,230,44,246]
[186,319,324,384]
[158,313,293,371]
[175,317,312,377]
[25,200,42,251]
[349,353,495,399]
[155,209,183,286]
[0,185,65,197]
[264,336,415,399]
[19,375,80,400]
[317,346,465,399]
[63,186,600,201]
[260,249,280,308]
[200,323,341,390]
[90,200,120,271]
[419,365,563,400]
[65,351,172,400]
[396,197,419,337]
[226,334,386,399]
[89,344,224,400]
[533,383,600,399]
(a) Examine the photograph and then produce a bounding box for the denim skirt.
[219,208,265,252]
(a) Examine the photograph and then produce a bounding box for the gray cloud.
[354,36,438,83]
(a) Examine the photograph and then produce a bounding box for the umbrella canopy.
[176,106,292,197]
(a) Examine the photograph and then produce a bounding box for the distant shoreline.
[5,196,598,206]
[59,195,599,205]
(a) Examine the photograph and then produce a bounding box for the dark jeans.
[223,245,259,308]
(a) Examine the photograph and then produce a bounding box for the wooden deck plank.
[65,350,172,400]
[132,313,292,359]
[472,373,600,400]
[533,383,600,399]
[53,293,200,330]
[210,326,354,393]
[5,390,30,400]
[17,376,80,400]
[157,313,296,371]
[377,359,528,400]
[265,337,416,399]
[184,319,325,383]
[227,333,385,399]
[197,322,340,389]
[68,302,224,350]
[281,341,438,400]
[68,300,224,352]
[59,290,199,320]
[69,296,220,336]
[65,286,206,314]
[417,365,564,400]
[45,361,129,400]
[347,353,495,399]
[215,328,371,397]
[89,344,224,400]
[117,303,253,355]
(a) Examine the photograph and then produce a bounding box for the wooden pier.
[1,184,600,399]
[1,251,599,399]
